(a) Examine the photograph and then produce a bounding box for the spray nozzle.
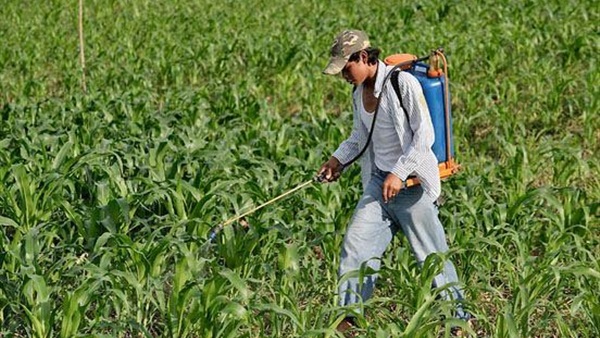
[208,224,224,242]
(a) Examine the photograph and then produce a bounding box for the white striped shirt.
[332,60,441,200]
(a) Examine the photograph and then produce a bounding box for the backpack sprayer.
[206,48,457,243]
[385,49,460,180]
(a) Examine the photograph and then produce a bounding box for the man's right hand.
[317,156,343,183]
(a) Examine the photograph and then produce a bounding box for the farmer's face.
[341,53,369,85]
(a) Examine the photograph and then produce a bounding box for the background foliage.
[1,0,598,337]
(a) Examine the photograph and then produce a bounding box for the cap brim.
[322,56,348,75]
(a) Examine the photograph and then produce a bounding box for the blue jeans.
[338,167,469,319]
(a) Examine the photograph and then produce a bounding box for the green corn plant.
[20,274,54,338]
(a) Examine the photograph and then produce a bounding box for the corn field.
[0,0,598,337]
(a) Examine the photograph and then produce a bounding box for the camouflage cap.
[323,30,370,75]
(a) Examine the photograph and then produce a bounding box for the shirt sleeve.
[332,92,366,166]
[390,72,435,181]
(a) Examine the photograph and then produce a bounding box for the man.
[318,29,471,333]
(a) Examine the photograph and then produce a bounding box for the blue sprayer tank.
[385,51,460,180]
[407,62,453,163]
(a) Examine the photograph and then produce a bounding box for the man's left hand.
[382,173,404,203]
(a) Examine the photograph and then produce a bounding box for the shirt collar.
[373,60,388,98]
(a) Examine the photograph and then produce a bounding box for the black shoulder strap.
[391,70,410,122]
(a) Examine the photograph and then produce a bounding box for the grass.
[0,0,598,337]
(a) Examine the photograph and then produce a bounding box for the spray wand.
[206,173,327,243]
